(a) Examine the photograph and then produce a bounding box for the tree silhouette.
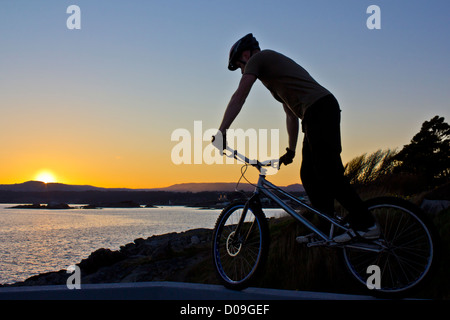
[394,115,450,185]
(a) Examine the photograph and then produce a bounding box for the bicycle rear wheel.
[212,201,269,290]
[342,196,438,298]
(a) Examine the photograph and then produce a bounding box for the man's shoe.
[333,224,380,243]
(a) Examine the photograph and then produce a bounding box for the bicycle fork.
[233,194,261,246]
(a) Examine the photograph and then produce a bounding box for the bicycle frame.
[256,176,348,242]
[228,148,383,252]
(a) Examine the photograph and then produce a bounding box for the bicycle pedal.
[295,233,316,244]
[296,233,327,247]
[306,239,327,247]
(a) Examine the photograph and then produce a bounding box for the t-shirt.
[243,49,331,119]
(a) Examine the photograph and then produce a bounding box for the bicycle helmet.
[228,33,260,71]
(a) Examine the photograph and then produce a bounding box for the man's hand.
[212,130,227,153]
[279,148,295,166]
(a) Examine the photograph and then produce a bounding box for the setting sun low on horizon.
[34,171,57,184]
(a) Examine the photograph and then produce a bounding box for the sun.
[35,171,57,184]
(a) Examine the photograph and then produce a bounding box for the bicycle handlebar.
[223,147,278,172]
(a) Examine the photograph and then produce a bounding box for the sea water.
[0,204,285,284]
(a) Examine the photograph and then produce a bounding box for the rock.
[48,203,72,209]
[7,203,73,209]
[78,248,126,274]
[10,270,69,287]
[83,200,141,209]
[191,236,200,245]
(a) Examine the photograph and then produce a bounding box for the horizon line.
[0,180,303,190]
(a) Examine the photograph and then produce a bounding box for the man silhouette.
[213,34,379,242]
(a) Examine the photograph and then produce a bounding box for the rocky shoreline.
[2,228,215,287]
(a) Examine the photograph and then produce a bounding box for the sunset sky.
[1,0,449,188]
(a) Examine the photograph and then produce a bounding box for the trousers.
[300,94,374,229]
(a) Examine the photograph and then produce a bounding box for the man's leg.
[300,136,335,215]
[301,95,375,229]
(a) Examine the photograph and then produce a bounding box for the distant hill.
[0,181,106,192]
[0,181,304,193]
[0,181,305,207]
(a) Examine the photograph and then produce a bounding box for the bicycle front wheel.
[343,196,438,298]
[212,201,269,290]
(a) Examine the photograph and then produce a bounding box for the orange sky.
[1,1,449,189]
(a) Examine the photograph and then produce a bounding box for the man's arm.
[218,74,257,133]
[282,104,299,152]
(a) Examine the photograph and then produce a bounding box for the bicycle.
[212,149,439,298]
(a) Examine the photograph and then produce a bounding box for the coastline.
[1,227,215,287]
